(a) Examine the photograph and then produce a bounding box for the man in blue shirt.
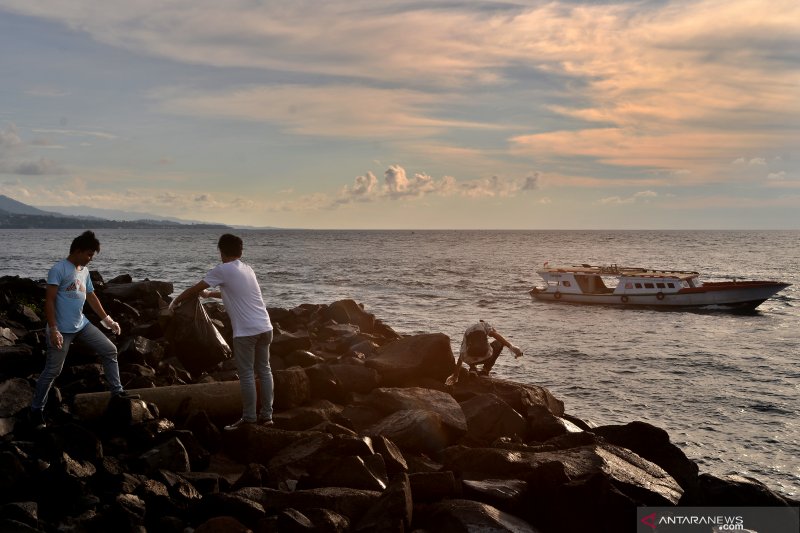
[30,230,138,429]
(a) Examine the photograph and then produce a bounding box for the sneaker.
[29,408,46,430]
[224,418,256,431]
[112,390,141,400]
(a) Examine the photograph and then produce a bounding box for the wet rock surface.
[0,273,796,532]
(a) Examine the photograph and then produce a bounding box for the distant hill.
[38,204,222,225]
[0,195,230,230]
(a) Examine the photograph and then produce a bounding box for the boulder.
[322,300,376,334]
[328,364,380,394]
[366,409,452,455]
[136,436,191,474]
[354,473,413,532]
[451,375,564,417]
[273,366,312,409]
[527,404,583,443]
[459,393,527,446]
[271,330,312,357]
[272,400,345,431]
[688,473,793,506]
[462,478,528,513]
[591,421,699,493]
[409,471,461,502]
[0,378,33,418]
[259,486,382,522]
[365,333,454,385]
[362,387,467,436]
[416,499,540,532]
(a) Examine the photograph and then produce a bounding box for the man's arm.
[489,329,523,357]
[45,285,63,348]
[171,280,211,307]
[86,291,108,319]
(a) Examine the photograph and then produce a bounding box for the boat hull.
[529,281,789,312]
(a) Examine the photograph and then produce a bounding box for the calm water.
[2,229,798,497]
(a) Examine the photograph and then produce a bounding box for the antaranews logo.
[641,512,657,530]
[637,506,800,532]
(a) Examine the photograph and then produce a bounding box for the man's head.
[217,233,243,259]
[70,230,100,254]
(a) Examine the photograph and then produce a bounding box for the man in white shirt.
[446,320,523,385]
[172,234,274,430]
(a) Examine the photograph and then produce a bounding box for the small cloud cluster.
[0,124,65,176]
[334,165,539,206]
[599,190,659,205]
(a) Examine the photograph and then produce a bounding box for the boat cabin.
[536,264,701,295]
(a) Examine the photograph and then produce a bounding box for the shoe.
[112,390,141,400]
[224,418,256,431]
[29,408,46,430]
[258,418,274,427]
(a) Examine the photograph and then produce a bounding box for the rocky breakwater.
[0,273,796,532]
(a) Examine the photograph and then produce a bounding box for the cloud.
[333,164,537,206]
[12,157,64,175]
[767,171,787,180]
[599,190,659,205]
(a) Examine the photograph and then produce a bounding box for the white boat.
[529,263,790,311]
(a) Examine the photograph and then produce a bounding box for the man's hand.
[101,315,122,335]
[200,289,213,298]
[50,328,64,350]
[510,344,523,358]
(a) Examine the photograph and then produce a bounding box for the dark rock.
[301,454,388,491]
[362,387,467,437]
[416,499,539,532]
[527,404,583,443]
[354,472,413,532]
[304,364,351,404]
[183,409,223,453]
[267,433,334,481]
[284,349,325,368]
[409,471,460,502]
[371,435,408,475]
[462,478,528,512]
[192,492,265,529]
[0,378,33,418]
[451,375,565,417]
[0,502,38,530]
[323,299,376,334]
[366,409,452,455]
[272,330,312,357]
[0,345,40,377]
[328,364,380,394]
[689,473,793,506]
[365,333,454,386]
[232,463,270,490]
[273,400,345,431]
[273,366,312,409]
[591,421,699,493]
[459,393,527,446]
[339,404,384,433]
[194,515,252,533]
[136,436,191,474]
[277,508,316,531]
[259,486,382,522]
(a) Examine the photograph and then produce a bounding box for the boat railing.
[573,264,700,276]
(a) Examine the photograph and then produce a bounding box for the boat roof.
[538,264,699,280]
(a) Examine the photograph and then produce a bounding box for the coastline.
[1,273,797,531]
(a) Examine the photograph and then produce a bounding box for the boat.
[529,263,790,311]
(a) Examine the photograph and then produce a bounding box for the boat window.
[667,283,675,288]
[562,280,571,287]
[656,282,666,289]
[644,283,655,289]
[625,282,633,289]
[635,283,642,289]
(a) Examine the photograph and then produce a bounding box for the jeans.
[468,339,505,373]
[32,322,123,411]
[233,330,274,422]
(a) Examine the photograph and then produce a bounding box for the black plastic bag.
[165,297,231,376]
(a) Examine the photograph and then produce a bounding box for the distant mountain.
[0,195,55,216]
[0,195,230,229]
[38,205,221,225]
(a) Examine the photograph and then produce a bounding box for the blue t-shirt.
[47,259,93,333]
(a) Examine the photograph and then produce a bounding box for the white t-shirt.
[204,259,272,338]
[459,321,496,364]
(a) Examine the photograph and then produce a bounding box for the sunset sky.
[1,0,798,229]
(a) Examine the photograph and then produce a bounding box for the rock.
[136,436,191,474]
[328,364,380,394]
[259,486,382,522]
[273,366,312,409]
[272,400,345,431]
[451,375,565,417]
[441,443,683,505]
[303,364,351,404]
[0,378,33,418]
[409,471,461,502]
[0,345,40,378]
[323,300,376,334]
[362,387,467,436]
[194,515,252,533]
[284,349,325,368]
[272,330,312,357]
[354,473,413,532]
[301,454,388,492]
[366,409,453,455]
[267,433,334,481]
[99,280,174,306]
[0,502,39,530]
[689,473,793,506]
[417,499,540,532]
[365,333,454,386]
[591,421,699,493]
[462,478,528,513]
[527,404,583,443]
[459,393,527,446]
[192,492,265,530]
[371,435,408,475]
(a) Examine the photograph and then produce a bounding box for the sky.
[0,0,798,229]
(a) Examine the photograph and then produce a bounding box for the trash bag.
[164,297,231,376]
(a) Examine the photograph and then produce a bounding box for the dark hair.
[217,233,243,257]
[70,230,100,254]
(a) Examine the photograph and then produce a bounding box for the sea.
[2,228,798,498]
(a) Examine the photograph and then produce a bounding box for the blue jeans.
[233,330,274,422]
[32,323,123,410]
